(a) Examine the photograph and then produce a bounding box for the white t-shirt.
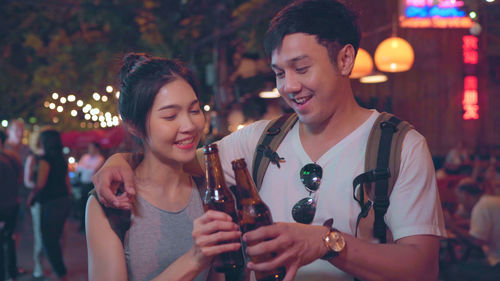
[470,195,500,266]
[216,110,446,280]
[76,153,105,183]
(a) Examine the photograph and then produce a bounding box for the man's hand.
[242,222,327,281]
[92,153,136,209]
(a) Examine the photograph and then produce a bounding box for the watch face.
[328,231,345,252]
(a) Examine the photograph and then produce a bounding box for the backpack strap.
[352,112,413,243]
[89,189,131,244]
[252,113,298,192]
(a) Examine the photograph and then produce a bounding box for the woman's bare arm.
[86,196,128,281]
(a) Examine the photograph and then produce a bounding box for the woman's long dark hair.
[39,129,67,169]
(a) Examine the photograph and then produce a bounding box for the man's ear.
[337,44,356,77]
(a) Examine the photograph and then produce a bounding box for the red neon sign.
[462,35,479,120]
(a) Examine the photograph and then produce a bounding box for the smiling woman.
[85,53,242,281]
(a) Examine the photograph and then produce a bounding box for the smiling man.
[93,1,446,280]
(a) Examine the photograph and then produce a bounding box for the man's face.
[271,33,349,127]
[7,121,24,144]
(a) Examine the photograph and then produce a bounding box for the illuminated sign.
[462,35,479,120]
[400,0,473,28]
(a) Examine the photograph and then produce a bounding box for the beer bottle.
[231,158,286,281]
[202,143,244,273]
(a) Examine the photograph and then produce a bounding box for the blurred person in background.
[75,142,104,232]
[444,178,500,280]
[443,140,471,175]
[5,119,30,164]
[23,127,49,279]
[0,129,22,281]
[5,119,30,277]
[27,129,72,281]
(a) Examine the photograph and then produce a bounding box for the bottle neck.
[233,167,261,201]
[204,153,226,190]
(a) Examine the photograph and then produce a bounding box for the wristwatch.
[320,218,345,260]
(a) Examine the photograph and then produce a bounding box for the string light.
[44,86,122,129]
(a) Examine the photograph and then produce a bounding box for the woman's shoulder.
[87,193,131,243]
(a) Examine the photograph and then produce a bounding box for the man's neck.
[299,100,372,162]
[6,140,21,150]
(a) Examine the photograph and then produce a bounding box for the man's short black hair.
[263,0,361,63]
[458,178,483,196]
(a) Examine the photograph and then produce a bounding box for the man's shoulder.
[1,150,22,167]
[225,119,271,142]
[476,195,500,209]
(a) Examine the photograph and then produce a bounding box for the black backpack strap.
[352,112,413,244]
[372,117,401,243]
[252,113,298,191]
[89,189,131,245]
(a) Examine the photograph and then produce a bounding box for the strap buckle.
[256,144,284,168]
[373,197,390,213]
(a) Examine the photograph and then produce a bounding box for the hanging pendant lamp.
[350,48,374,79]
[374,37,414,72]
[359,71,388,84]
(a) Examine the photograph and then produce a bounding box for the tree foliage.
[0,0,286,130]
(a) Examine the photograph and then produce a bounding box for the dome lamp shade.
[350,48,374,79]
[374,37,414,73]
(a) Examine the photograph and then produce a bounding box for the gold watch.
[320,218,345,260]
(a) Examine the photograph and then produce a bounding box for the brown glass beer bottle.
[202,143,244,273]
[231,158,285,281]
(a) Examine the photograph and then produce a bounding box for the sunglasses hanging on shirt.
[291,163,322,224]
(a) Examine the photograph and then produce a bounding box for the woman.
[27,129,72,281]
[24,127,46,279]
[85,53,241,281]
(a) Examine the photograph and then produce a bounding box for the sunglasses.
[291,163,322,224]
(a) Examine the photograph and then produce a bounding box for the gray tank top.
[124,184,209,281]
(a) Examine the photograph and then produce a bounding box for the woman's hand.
[190,210,242,269]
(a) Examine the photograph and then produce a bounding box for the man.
[5,119,30,164]
[0,130,22,281]
[75,142,104,231]
[444,178,500,280]
[94,1,446,280]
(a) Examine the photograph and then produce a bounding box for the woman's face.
[143,78,205,165]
